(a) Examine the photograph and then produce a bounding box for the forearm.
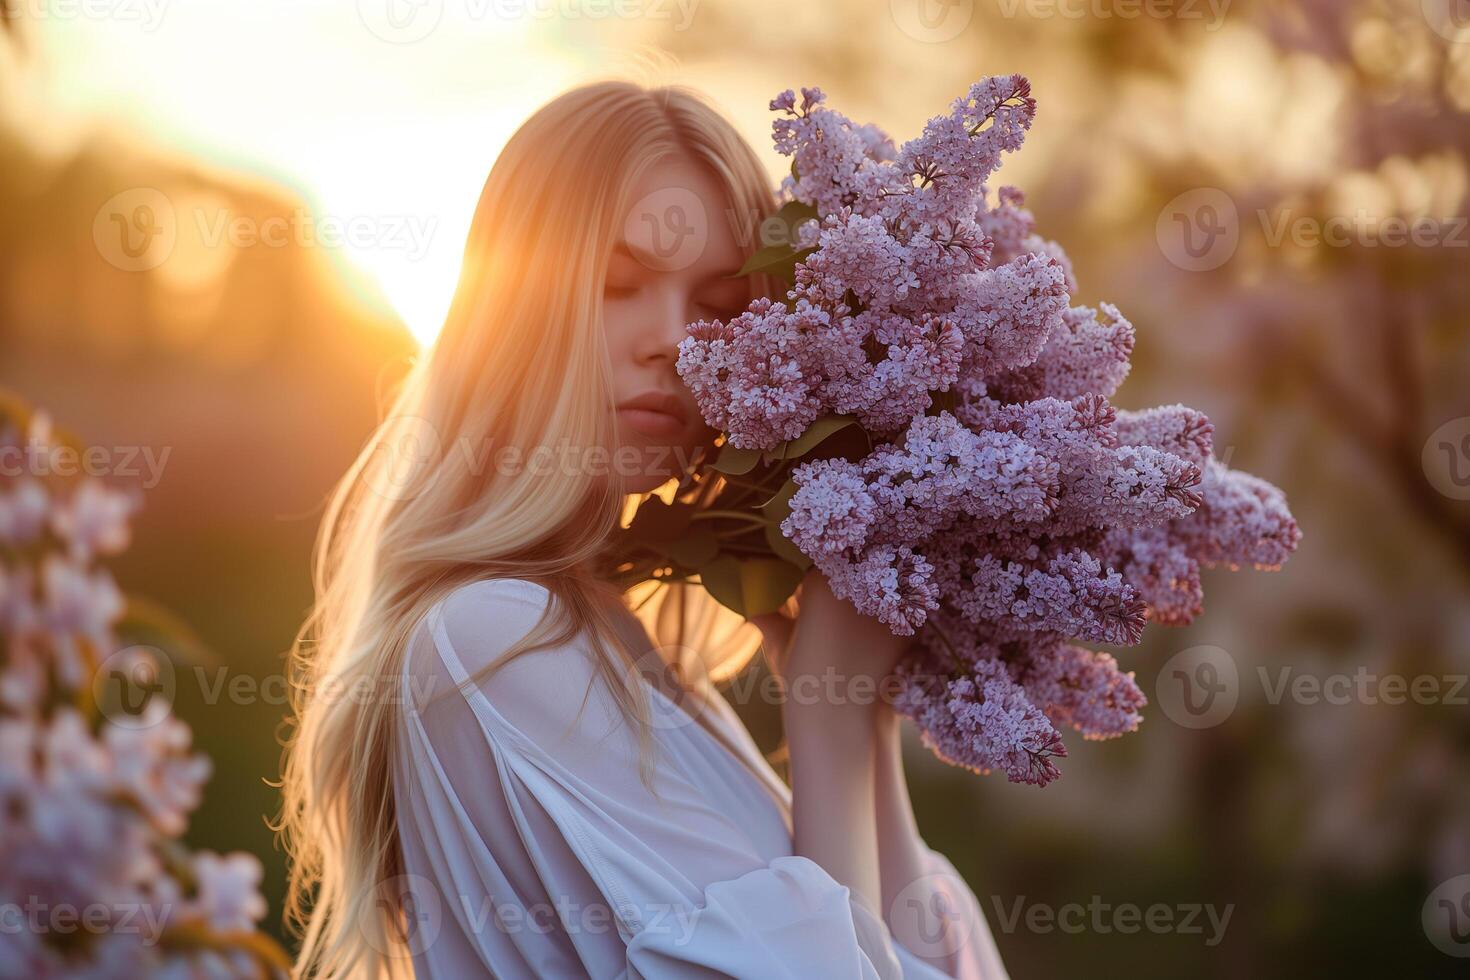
[777,571,915,922]
[874,707,932,915]
[875,708,989,977]
[783,697,884,914]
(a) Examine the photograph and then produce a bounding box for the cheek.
[601,305,648,397]
[601,303,632,356]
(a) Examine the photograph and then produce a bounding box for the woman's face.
[602,154,751,494]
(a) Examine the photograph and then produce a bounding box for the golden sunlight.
[20,0,596,343]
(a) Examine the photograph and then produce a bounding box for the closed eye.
[604,244,646,301]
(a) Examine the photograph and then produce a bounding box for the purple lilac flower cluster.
[677,77,1300,786]
[0,409,286,977]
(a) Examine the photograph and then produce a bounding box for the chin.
[612,435,699,495]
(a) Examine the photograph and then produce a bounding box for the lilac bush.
[625,76,1300,786]
[0,401,287,977]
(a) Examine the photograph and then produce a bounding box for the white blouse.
[392,578,1009,979]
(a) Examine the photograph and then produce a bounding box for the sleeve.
[393,578,907,979]
[888,849,1010,980]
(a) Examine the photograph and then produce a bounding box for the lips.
[617,391,691,440]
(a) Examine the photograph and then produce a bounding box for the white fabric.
[392,578,1008,979]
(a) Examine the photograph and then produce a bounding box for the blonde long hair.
[278,81,776,979]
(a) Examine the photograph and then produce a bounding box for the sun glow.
[20,0,591,344]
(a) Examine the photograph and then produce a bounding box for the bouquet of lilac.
[615,77,1299,787]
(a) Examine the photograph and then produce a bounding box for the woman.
[279,81,1009,980]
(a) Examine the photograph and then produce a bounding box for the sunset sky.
[13,0,817,342]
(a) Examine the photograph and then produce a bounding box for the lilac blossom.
[0,408,284,977]
[666,76,1298,786]
[893,656,1066,787]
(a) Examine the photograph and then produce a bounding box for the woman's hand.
[786,570,912,692]
[752,569,911,699]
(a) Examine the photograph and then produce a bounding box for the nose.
[631,281,697,366]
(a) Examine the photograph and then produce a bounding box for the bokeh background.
[3,0,1469,975]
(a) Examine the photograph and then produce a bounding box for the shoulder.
[410,578,553,656]
[402,578,614,726]
[439,577,554,619]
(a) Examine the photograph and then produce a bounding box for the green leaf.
[627,498,718,567]
[759,478,799,520]
[697,555,805,617]
[756,481,812,570]
[698,555,746,615]
[737,558,806,616]
[664,527,720,567]
[732,202,817,281]
[711,443,762,475]
[771,415,857,461]
[627,498,694,543]
[772,248,816,283]
[734,243,799,278]
[764,520,813,571]
[770,199,818,239]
